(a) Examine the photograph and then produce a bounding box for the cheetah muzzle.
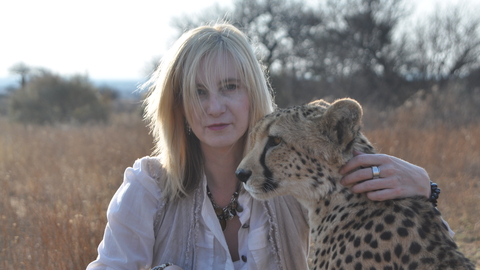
[236,98,475,270]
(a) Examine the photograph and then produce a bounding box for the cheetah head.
[236,98,374,202]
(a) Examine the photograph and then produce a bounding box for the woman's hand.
[339,151,430,201]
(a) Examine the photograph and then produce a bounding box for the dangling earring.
[185,121,192,136]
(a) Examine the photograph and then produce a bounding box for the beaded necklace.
[206,184,244,231]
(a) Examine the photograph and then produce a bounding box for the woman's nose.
[205,94,226,115]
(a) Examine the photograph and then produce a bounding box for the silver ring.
[371,166,380,179]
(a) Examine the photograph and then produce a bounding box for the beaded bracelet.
[429,181,441,207]
[151,263,173,270]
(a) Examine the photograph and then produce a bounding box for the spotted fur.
[236,98,475,270]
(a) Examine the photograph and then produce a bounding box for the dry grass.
[363,113,480,267]
[0,114,153,269]
[1,106,479,269]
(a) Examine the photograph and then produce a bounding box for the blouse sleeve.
[87,158,164,270]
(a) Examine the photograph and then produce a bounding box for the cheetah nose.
[235,169,252,183]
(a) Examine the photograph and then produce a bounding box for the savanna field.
[1,104,480,269]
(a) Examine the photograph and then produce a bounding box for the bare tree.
[407,4,480,84]
[316,1,406,76]
[168,0,479,107]
[9,62,32,88]
[291,0,413,105]
[231,0,322,72]
[171,0,321,73]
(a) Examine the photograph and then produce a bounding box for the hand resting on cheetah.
[236,98,475,270]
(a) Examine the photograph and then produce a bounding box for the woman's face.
[188,54,250,152]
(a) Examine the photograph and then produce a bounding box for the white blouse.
[199,176,269,270]
[87,162,271,270]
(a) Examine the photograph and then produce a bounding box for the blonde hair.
[143,23,275,201]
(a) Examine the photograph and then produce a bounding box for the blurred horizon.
[0,76,144,99]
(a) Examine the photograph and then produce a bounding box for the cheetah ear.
[318,98,363,147]
[307,99,330,109]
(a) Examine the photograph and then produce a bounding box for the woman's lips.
[208,123,229,130]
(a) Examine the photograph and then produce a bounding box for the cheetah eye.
[273,136,282,145]
[267,136,282,148]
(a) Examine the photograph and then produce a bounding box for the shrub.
[8,72,110,124]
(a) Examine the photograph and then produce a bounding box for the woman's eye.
[224,84,238,91]
[197,88,207,96]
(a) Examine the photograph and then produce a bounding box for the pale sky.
[0,0,228,80]
[0,0,477,81]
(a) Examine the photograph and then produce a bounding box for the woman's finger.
[348,176,391,194]
[340,166,379,186]
[365,186,403,201]
[339,153,388,175]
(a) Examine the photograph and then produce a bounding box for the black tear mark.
[260,138,278,192]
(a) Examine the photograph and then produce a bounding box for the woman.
[87,23,438,270]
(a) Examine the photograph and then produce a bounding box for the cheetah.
[236,98,475,270]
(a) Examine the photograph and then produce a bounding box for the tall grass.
[0,114,153,269]
[1,105,479,269]
[364,106,480,266]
